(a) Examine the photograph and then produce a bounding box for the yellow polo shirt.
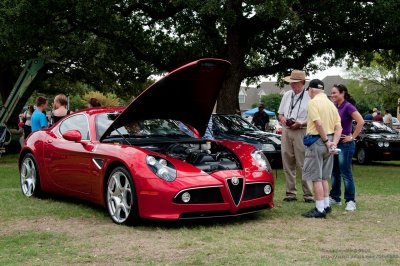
[306,93,341,135]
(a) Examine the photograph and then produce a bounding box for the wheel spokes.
[109,195,130,222]
[20,157,36,197]
[26,179,35,195]
[107,170,133,223]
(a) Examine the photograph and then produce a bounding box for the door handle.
[47,139,53,143]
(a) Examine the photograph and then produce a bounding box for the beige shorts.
[302,137,333,181]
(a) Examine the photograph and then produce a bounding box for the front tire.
[106,166,138,225]
[20,153,42,197]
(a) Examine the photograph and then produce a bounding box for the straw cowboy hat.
[283,70,308,83]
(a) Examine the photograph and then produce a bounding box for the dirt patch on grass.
[1,209,399,265]
[1,194,399,264]
[0,217,189,264]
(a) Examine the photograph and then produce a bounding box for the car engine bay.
[141,140,242,173]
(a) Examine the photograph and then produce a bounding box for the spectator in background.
[373,111,383,122]
[383,110,393,127]
[88,98,101,108]
[278,69,313,203]
[252,103,270,131]
[203,116,214,140]
[329,84,364,212]
[364,110,373,121]
[372,107,378,117]
[178,116,214,140]
[51,94,70,125]
[31,96,48,132]
[22,105,34,138]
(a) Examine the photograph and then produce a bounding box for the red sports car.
[19,59,274,225]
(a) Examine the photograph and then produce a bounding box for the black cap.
[308,79,324,90]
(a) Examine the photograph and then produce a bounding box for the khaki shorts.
[302,137,333,181]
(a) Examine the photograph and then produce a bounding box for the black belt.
[309,134,333,137]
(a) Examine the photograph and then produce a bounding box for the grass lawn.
[0,154,399,265]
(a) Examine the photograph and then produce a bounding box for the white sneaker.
[329,197,342,206]
[345,201,356,211]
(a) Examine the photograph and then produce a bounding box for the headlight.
[146,155,177,182]
[384,142,389,147]
[261,144,275,152]
[378,142,383,147]
[251,150,272,173]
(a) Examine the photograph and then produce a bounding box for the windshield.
[96,112,188,140]
[364,121,398,134]
[213,114,257,132]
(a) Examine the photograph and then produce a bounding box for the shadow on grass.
[138,211,271,229]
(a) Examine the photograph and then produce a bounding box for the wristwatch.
[322,138,329,143]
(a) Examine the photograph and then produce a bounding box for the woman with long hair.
[51,94,70,124]
[329,84,364,211]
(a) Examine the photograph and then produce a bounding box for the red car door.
[44,114,94,195]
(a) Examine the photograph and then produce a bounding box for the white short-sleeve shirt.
[278,89,310,123]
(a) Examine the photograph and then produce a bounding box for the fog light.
[264,184,272,195]
[378,142,383,147]
[181,192,191,203]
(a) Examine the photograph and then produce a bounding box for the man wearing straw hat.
[278,70,314,203]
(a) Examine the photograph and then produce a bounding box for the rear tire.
[106,166,139,225]
[20,153,42,197]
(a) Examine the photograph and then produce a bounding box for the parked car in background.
[209,114,282,165]
[19,59,275,225]
[355,121,400,164]
[392,117,400,132]
[268,119,282,135]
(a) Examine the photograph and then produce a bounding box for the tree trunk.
[216,1,246,114]
[217,63,243,114]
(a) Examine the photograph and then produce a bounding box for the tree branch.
[115,0,183,19]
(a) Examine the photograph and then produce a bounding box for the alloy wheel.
[20,156,37,197]
[107,170,133,224]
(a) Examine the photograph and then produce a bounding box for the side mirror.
[62,130,82,142]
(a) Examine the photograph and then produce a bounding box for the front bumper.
[136,170,274,220]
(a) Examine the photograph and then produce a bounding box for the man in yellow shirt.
[302,79,342,218]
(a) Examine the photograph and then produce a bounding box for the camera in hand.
[329,148,341,154]
[286,118,295,127]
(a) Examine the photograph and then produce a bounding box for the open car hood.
[100,58,230,141]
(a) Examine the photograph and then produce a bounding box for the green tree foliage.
[68,94,87,112]
[348,52,400,115]
[83,91,120,107]
[347,80,380,116]
[1,0,400,115]
[260,93,283,113]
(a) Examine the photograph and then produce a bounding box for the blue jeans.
[330,141,356,202]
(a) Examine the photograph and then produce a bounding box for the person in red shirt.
[373,111,383,122]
